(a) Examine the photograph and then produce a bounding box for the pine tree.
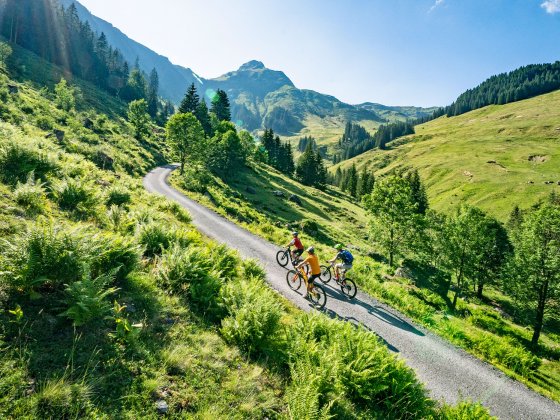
[295,142,317,186]
[314,151,327,188]
[179,83,199,114]
[405,169,429,214]
[348,164,358,197]
[147,68,159,118]
[211,89,231,122]
[195,100,213,137]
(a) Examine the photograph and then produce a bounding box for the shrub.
[208,243,239,282]
[106,185,131,206]
[436,400,496,419]
[35,115,54,131]
[52,178,98,217]
[286,314,433,419]
[286,358,334,420]
[156,245,223,317]
[14,173,48,215]
[107,205,130,232]
[241,259,266,281]
[0,142,57,185]
[60,271,118,326]
[160,200,191,223]
[1,224,87,292]
[180,165,213,193]
[220,276,282,355]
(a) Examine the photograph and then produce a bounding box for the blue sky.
[78,0,560,107]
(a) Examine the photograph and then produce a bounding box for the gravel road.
[144,164,560,420]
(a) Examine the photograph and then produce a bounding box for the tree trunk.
[452,268,463,310]
[531,280,549,348]
[389,228,394,267]
[477,282,484,299]
[180,159,185,175]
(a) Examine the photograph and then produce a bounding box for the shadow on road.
[323,283,425,337]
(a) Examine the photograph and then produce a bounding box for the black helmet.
[307,246,315,253]
[292,231,298,236]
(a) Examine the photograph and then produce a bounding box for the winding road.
[144,165,560,420]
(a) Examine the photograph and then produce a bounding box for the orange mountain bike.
[286,266,327,310]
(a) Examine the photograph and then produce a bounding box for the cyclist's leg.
[335,263,343,279]
[341,264,352,281]
[307,274,320,293]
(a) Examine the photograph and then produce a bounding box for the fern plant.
[60,270,118,326]
[14,172,48,215]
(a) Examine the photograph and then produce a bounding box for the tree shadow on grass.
[3,272,170,418]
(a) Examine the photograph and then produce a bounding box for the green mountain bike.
[319,262,357,299]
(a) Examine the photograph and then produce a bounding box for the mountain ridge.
[58,0,436,135]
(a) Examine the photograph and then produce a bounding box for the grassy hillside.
[171,157,560,403]
[334,89,560,221]
[0,48,494,418]
[170,162,371,256]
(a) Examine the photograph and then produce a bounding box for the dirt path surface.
[144,165,560,420]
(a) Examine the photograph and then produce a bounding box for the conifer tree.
[211,89,231,121]
[348,164,358,197]
[147,68,159,118]
[179,83,199,114]
[314,151,327,188]
[405,169,429,214]
[195,100,213,136]
[295,142,316,186]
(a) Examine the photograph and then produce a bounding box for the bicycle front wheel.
[286,270,302,291]
[340,278,357,299]
[309,284,327,310]
[319,265,331,284]
[276,250,289,267]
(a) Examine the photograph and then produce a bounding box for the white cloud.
[429,0,445,13]
[542,0,560,14]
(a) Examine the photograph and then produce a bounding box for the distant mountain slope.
[358,103,440,122]
[59,0,203,102]
[205,60,384,134]
[55,1,434,136]
[333,90,560,220]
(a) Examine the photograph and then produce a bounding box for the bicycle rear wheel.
[286,270,302,291]
[319,265,331,284]
[309,284,327,309]
[340,278,357,299]
[276,250,289,267]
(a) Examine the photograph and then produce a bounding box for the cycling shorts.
[336,263,352,271]
[293,248,303,257]
[308,274,321,284]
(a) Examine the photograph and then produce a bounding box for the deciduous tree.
[165,113,206,174]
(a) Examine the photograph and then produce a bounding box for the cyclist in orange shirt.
[296,246,321,298]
